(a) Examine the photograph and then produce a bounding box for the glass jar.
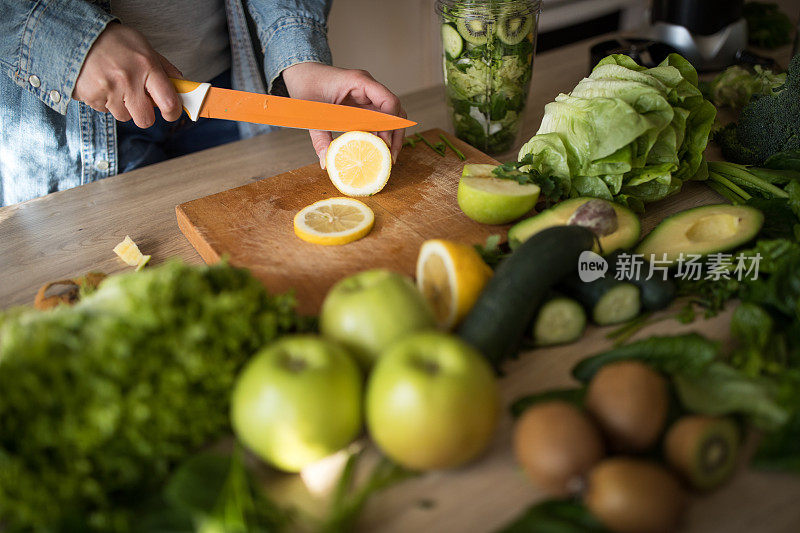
[436,0,542,155]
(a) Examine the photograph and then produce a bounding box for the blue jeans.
[117,70,241,173]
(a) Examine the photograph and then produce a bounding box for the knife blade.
[171,78,415,132]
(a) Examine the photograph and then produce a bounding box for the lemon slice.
[113,235,151,271]
[416,239,493,329]
[294,197,375,245]
[326,131,392,196]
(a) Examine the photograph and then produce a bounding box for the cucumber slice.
[606,251,677,311]
[561,276,642,326]
[442,24,464,59]
[592,283,641,325]
[533,296,587,346]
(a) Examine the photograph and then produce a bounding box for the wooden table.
[2,30,800,533]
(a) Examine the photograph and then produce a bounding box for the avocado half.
[508,198,641,255]
[636,204,763,265]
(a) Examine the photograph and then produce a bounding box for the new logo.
[577,250,608,282]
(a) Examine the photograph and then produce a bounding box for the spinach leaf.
[510,388,586,418]
[674,362,789,430]
[572,333,719,382]
[497,500,609,533]
[765,148,800,172]
[745,198,800,240]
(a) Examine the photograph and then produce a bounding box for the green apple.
[458,163,540,225]
[365,332,499,470]
[320,269,436,368]
[230,335,362,473]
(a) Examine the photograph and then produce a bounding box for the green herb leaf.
[491,157,561,202]
[497,499,609,533]
[572,333,719,382]
[473,234,510,269]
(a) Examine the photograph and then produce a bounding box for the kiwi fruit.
[585,361,668,452]
[456,14,493,45]
[665,415,740,491]
[513,401,605,497]
[497,10,533,45]
[584,458,686,533]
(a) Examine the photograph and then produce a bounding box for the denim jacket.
[0,0,332,206]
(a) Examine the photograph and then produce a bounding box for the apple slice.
[457,164,540,225]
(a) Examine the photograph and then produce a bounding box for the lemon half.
[326,131,392,196]
[416,239,493,329]
[294,197,375,246]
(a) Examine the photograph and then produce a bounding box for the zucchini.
[561,276,641,326]
[606,251,677,311]
[532,296,586,346]
[457,226,595,368]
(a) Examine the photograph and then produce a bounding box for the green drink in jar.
[437,0,541,155]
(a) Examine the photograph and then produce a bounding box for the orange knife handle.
[170,78,211,121]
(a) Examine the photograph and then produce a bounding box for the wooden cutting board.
[176,129,504,313]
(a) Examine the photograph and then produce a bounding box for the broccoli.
[714,123,762,165]
[717,54,800,165]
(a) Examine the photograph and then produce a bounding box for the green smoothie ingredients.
[440,1,538,154]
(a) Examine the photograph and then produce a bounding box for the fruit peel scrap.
[114,235,151,270]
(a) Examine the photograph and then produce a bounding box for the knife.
[171,79,415,132]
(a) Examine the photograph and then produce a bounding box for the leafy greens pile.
[700,64,786,109]
[0,261,307,531]
[675,233,800,471]
[516,53,716,212]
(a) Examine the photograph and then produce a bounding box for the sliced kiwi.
[497,10,533,45]
[456,15,493,45]
[665,415,740,491]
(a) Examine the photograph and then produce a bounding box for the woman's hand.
[73,23,183,128]
[282,63,407,168]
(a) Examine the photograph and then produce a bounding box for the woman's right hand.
[72,23,183,128]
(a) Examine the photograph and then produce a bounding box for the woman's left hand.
[282,63,407,168]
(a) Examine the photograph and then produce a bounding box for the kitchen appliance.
[645,0,747,71]
[170,79,415,132]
